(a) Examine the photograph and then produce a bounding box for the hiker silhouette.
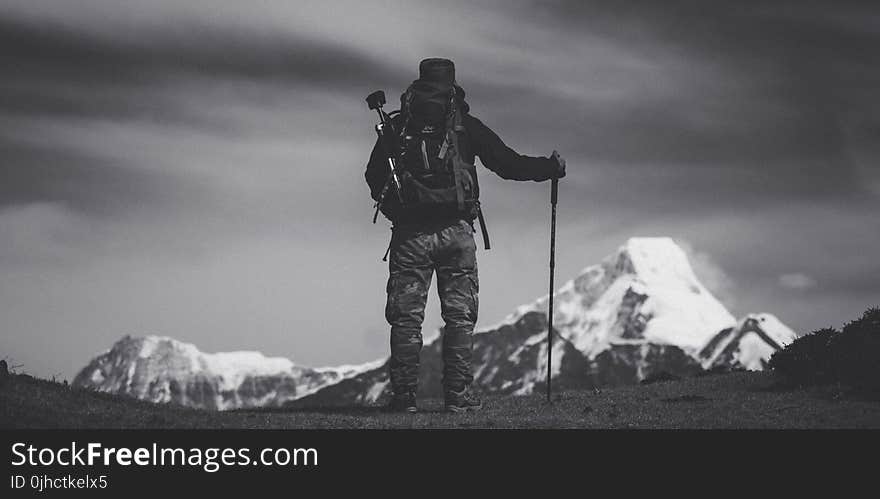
[365,58,565,413]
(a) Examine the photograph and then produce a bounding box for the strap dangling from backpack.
[381,229,393,261]
[476,201,490,250]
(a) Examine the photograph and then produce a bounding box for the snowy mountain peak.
[617,237,703,287]
[699,312,798,370]
[738,313,798,349]
[503,237,736,357]
[120,335,297,386]
[73,335,373,410]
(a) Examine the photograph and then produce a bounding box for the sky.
[1,0,878,380]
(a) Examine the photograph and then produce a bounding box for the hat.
[418,58,456,85]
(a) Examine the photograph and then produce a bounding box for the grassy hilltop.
[2,370,878,429]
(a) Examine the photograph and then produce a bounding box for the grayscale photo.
[1,1,879,486]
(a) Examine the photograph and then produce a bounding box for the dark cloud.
[4,2,876,213]
[0,11,409,221]
[0,138,204,217]
[482,0,880,208]
[0,14,407,123]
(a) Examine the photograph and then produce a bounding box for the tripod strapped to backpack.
[366,90,404,224]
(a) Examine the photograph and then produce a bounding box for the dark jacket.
[366,102,557,227]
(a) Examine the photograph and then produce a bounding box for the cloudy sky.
[2,0,878,380]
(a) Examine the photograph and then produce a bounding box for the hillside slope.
[5,372,879,429]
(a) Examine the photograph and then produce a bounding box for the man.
[365,58,565,413]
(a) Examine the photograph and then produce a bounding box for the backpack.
[371,82,490,252]
[405,85,483,212]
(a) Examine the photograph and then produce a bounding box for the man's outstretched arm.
[466,115,565,181]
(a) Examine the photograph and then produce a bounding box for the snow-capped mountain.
[699,313,798,370]
[74,237,798,410]
[72,335,381,410]
[482,236,737,372]
[293,237,795,406]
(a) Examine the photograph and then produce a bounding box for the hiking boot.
[387,391,418,413]
[445,386,483,413]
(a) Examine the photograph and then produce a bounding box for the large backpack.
[405,85,484,218]
[372,82,490,251]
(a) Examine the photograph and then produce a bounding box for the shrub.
[768,327,839,385]
[831,307,880,392]
[769,307,880,393]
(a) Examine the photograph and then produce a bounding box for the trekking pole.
[546,176,558,404]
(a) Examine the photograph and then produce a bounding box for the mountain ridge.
[72,335,380,410]
[73,237,798,410]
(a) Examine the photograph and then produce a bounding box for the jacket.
[365,99,557,227]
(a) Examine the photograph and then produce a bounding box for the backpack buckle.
[438,136,449,159]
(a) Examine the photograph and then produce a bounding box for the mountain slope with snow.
[699,313,798,370]
[503,237,737,356]
[73,336,380,410]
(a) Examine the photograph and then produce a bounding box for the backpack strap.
[400,87,416,140]
[476,201,490,250]
[446,94,467,211]
[452,94,465,133]
[448,91,489,250]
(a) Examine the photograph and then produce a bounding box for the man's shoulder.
[462,113,490,136]
[462,113,483,126]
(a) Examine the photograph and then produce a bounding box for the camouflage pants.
[386,219,478,393]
